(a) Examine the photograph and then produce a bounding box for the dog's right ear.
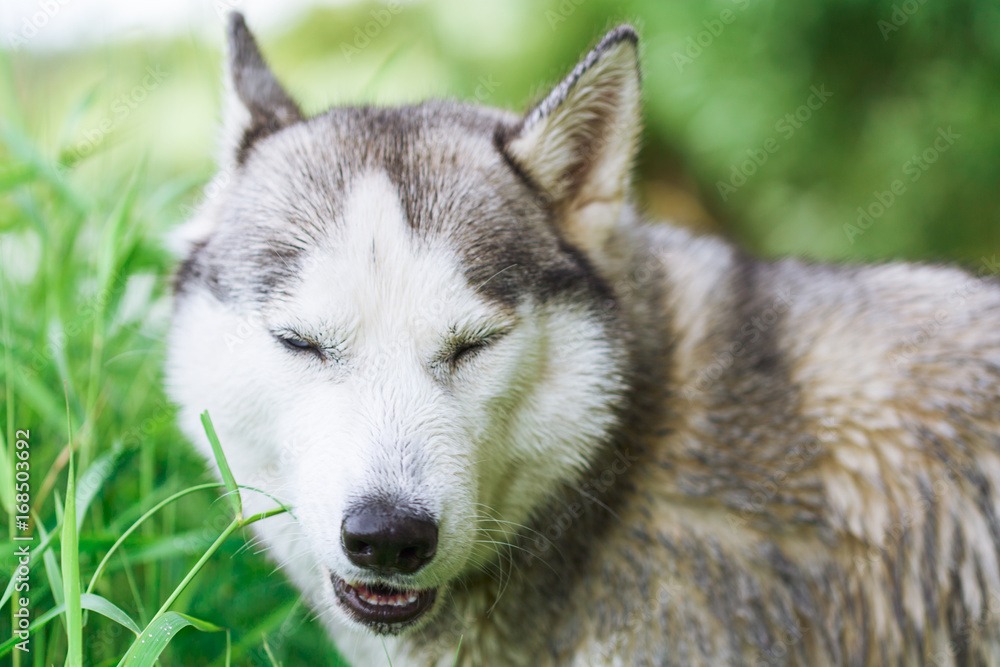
[501,26,641,261]
[222,12,302,168]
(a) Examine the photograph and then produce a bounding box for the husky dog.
[166,12,1000,666]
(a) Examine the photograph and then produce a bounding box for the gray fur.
[180,101,615,311]
[169,14,1000,666]
[227,13,302,165]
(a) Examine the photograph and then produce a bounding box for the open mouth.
[333,575,437,628]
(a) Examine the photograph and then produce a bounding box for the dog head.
[167,14,641,635]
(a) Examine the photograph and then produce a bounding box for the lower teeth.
[357,588,418,607]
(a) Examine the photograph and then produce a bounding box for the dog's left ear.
[223,12,302,167]
[503,26,641,257]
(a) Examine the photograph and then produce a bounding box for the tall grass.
[2,0,998,663]
[0,50,345,667]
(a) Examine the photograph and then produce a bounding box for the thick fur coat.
[166,15,1000,666]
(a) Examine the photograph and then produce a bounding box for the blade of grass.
[61,384,82,667]
[78,593,141,635]
[151,517,241,619]
[0,427,10,516]
[261,634,280,667]
[0,161,36,195]
[118,548,148,628]
[39,518,64,607]
[0,122,87,212]
[82,172,142,470]
[0,592,148,656]
[201,411,241,518]
[74,444,130,532]
[53,490,63,525]
[126,503,290,664]
[115,611,224,667]
[0,257,19,667]
[0,261,12,517]
[85,482,222,594]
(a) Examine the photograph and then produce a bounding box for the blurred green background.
[1,0,999,664]
[8,0,1000,262]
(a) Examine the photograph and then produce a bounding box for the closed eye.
[449,339,491,365]
[274,332,324,359]
[440,327,511,369]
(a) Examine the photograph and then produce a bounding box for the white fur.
[508,34,641,259]
[165,170,625,660]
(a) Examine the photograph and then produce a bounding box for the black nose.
[341,505,438,574]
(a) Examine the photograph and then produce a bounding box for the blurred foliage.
[6,0,999,264]
[1,0,998,664]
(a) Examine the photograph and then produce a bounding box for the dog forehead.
[193,102,604,310]
[240,102,521,232]
[248,107,551,305]
[291,170,497,335]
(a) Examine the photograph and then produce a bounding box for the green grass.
[1,0,998,663]
[0,43,346,666]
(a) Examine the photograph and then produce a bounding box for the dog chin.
[325,568,441,635]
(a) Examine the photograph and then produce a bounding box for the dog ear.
[503,26,641,258]
[223,12,302,167]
